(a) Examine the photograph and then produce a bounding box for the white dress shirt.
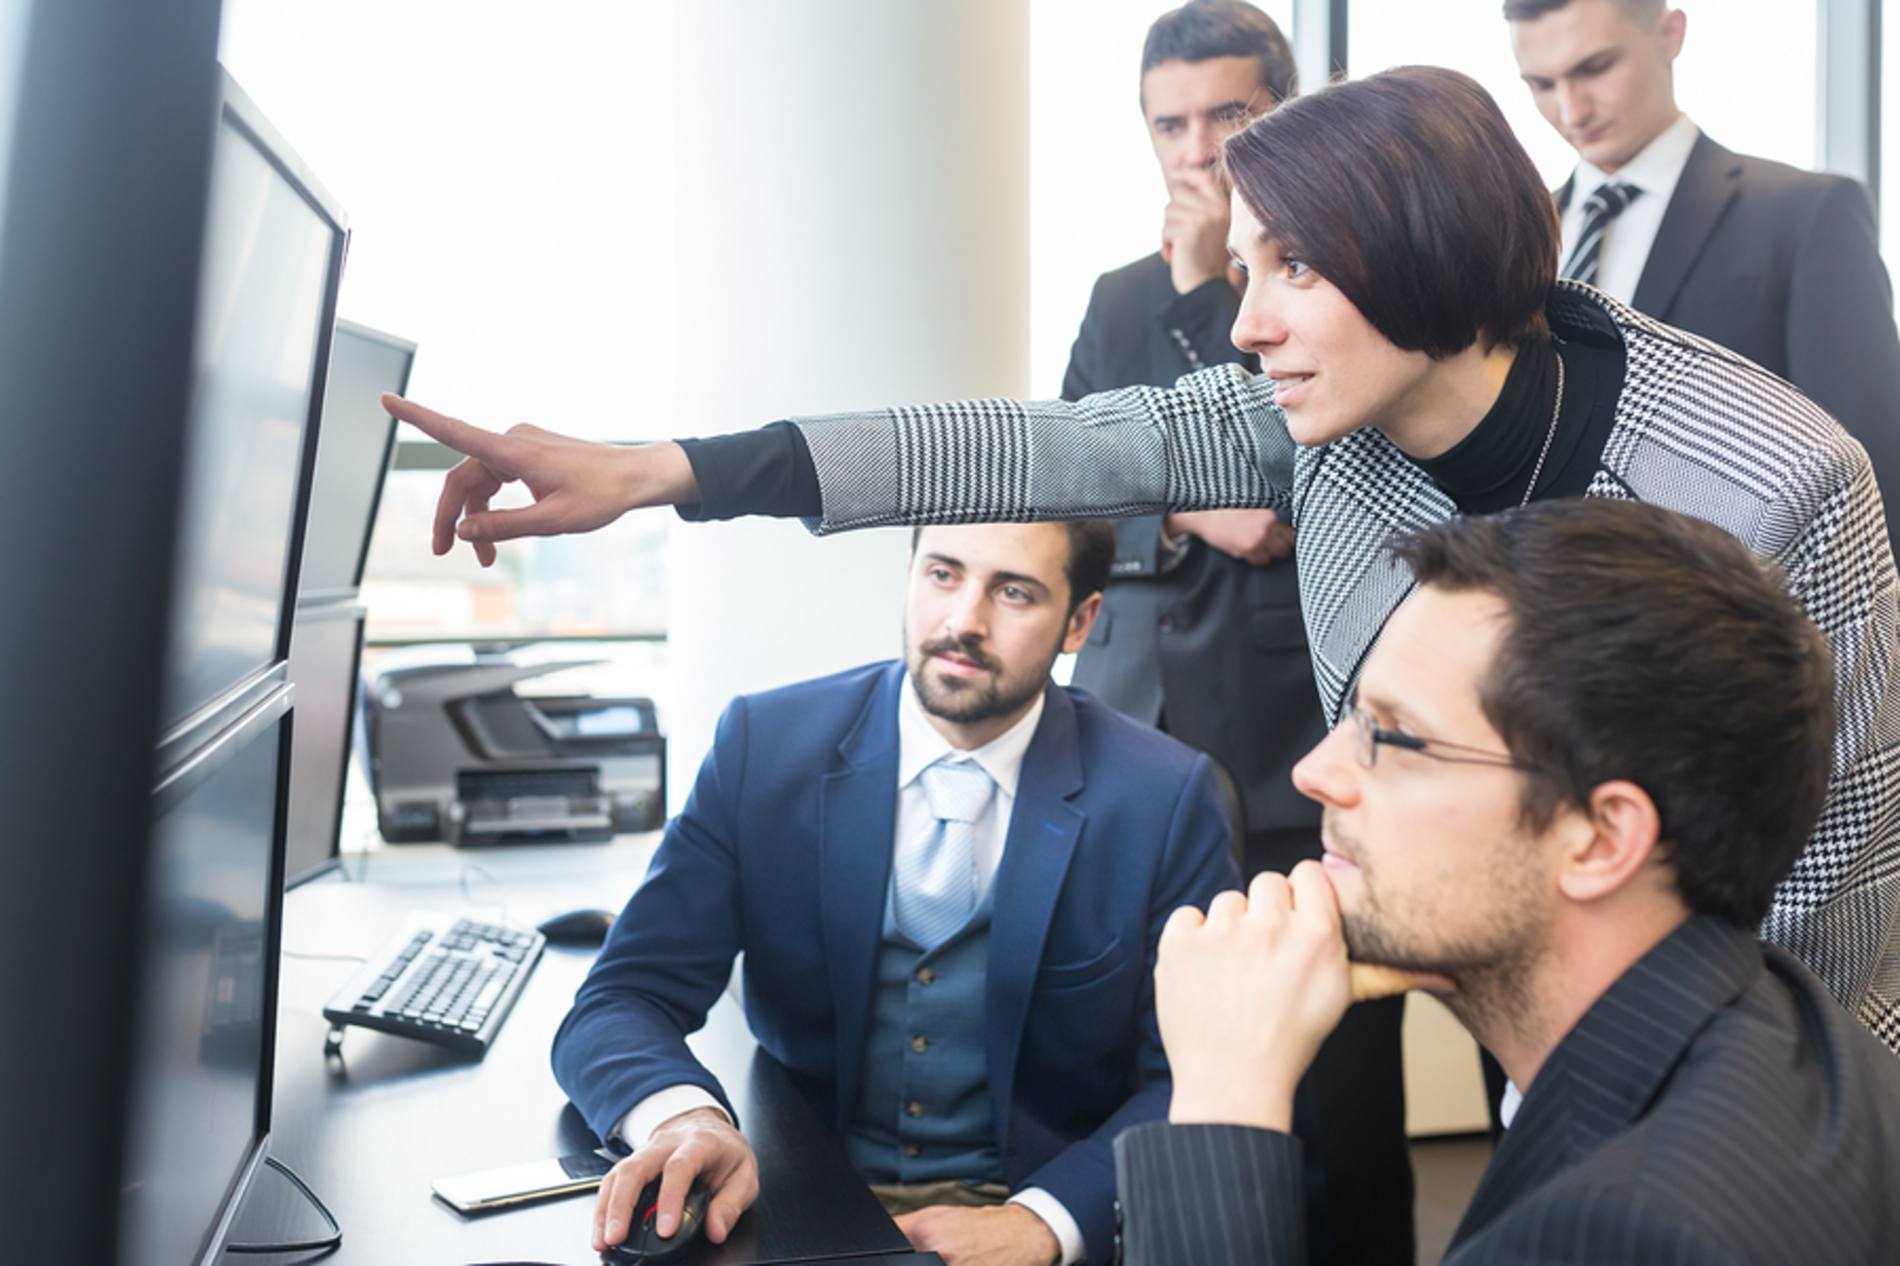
[1559,113,1700,305]
[617,678,1084,1265]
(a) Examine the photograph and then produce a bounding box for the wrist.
[627,439,699,506]
[1167,1076,1297,1133]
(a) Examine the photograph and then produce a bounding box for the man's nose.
[1291,720,1358,809]
[942,585,991,640]
[1557,81,1591,130]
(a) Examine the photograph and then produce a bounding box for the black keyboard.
[322,913,545,1057]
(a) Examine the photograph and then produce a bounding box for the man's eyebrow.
[985,568,1052,595]
[919,551,964,570]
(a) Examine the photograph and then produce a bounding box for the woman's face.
[1227,195,1437,449]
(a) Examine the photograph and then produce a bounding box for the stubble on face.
[1330,810,1553,1041]
[907,627,1053,728]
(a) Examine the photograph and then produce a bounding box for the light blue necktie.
[895,758,995,950]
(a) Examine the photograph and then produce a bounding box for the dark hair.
[1502,0,1663,21]
[910,521,1118,615]
[1391,500,1835,929]
[1223,66,1558,357]
[1142,0,1297,103]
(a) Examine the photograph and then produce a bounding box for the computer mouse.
[604,1182,708,1264]
[536,908,617,947]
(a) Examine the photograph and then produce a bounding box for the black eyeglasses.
[1343,704,1539,772]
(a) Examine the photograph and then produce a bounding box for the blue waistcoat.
[845,873,1002,1185]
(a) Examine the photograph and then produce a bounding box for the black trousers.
[1251,826,1416,1266]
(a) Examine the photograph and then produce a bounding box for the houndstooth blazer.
[791,282,1900,1048]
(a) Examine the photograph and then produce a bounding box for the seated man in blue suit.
[554,519,1240,1266]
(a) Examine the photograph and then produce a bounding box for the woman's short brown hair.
[1223,65,1559,358]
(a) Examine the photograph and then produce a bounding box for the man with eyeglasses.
[1114,498,1900,1265]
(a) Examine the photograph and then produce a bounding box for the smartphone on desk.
[433,1146,618,1214]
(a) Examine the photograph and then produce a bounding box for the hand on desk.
[381,395,698,567]
[894,1203,1060,1266]
[593,1107,757,1254]
[1161,508,1294,566]
[1156,864,1452,1134]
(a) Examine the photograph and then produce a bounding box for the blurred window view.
[360,453,666,644]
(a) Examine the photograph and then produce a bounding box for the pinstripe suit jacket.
[1112,917,1900,1265]
[788,283,1900,1048]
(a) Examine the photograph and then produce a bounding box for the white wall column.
[666,0,1030,808]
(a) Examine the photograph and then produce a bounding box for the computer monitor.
[298,319,415,603]
[158,67,346,740]
[283,602,367,888]
[118,682,292,1266]
[115,66,345,1266]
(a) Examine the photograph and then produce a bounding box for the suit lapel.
[1632,133,1742,320]
[1451,918,1762,1247]
[817,664,905,1130]
[984,685,1087,1142]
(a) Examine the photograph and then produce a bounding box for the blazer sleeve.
[1783,176,1900,528]
[1019,753,1244,1263]
[1115,1122,1308,1266]
[789,363,1298,534]
[550,698,755,1143]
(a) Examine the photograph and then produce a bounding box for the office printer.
[367,647,666,846]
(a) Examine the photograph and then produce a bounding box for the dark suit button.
[915,968,935,985]
[907,1100,925,1118]
[905,1144,922,1158]
[911,1035,929,1053]
[1158,614,1176,631]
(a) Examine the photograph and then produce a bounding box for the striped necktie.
[895,758,994,950]
[1561,181,1642,286]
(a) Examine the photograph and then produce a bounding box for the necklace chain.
[1521,346,1565,508]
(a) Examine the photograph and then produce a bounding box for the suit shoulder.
[1063,686,1209,781]
[727,661,897,729]
[1087,252,1174,307]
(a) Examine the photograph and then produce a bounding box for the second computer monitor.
[283,602,367,888]
[298,319,415,602]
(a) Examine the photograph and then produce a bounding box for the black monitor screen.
[299,320,413,599]
[283,603,365,887]
[161,86,344,731]
[119,686,289,1266]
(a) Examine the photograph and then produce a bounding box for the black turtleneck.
[1412,333,1625,515]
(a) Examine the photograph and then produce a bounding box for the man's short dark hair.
[1223,66,1558,357]
[1142,0,1297,104]
[910,521,1118,616]
[1392,499,1835,929]
[1502,0,1664,22]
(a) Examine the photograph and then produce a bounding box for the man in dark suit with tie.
[1063,6,1410,1258]
[1115,499,1900,1265]
[554,519,1239,1266]
[1508,0,1900,550]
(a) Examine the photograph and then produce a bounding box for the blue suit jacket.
[551,661,1240,1262]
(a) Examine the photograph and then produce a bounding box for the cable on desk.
[224,1155,343,1254]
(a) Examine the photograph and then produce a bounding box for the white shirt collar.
[1571,113,1699,208]
[897,671,1046,799]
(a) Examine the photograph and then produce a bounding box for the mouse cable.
[223,1155,343,1254]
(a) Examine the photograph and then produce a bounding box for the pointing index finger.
[381,394,514,468]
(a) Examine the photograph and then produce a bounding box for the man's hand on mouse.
[380,395,699,567]
[894,1203,1061,1266]
[1156,863,1453,1133]
[592,1107,757,1253]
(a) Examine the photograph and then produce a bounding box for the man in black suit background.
[1060,3,1409,1262]
[1116,500,1900,1266]
[1508,0,1900,550]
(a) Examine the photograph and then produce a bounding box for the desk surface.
[224,839,917,1265]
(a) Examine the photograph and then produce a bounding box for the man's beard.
[909,631,1053,726]
[1336,828,1551,1042]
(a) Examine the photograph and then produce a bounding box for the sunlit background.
[215,0,1870,689]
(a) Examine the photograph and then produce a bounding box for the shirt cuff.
[675,421,822,521]
[1008,1186,1086,1266]
[613,1085,733,1149]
